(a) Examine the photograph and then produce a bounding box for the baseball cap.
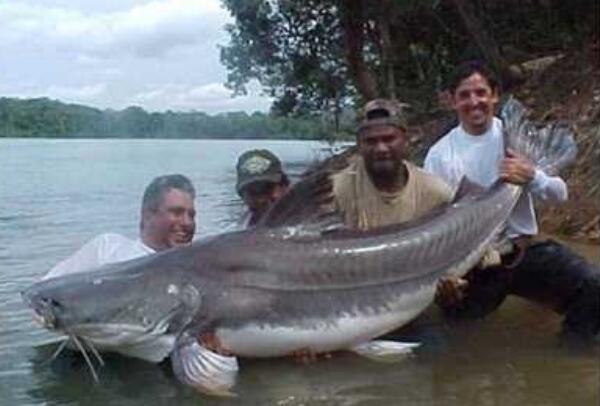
[236,149,284,194]
[358,98,408,134]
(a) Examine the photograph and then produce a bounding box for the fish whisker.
[44,338,69,365]
[70,333,100,383]
[81,336,105,367]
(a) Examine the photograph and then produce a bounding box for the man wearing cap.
[331,99,453,230]
[236,149,290,227]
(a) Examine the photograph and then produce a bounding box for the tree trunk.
[377,6,396,100]
[451,0,521,87]
[339,1,379,100]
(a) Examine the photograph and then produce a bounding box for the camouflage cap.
[236,149,284,194]
[358,98,408,134]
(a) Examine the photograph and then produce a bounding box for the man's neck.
[141,234,164,252]
[461,119,493,136]
[368,162,408,193]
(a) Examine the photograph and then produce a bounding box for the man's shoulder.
[92,233,133,245]
[83,233,150,259]
[407,163,453,199]
[429,125,461,153]
[331,159,360,192]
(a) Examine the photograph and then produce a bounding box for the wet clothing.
[425,120,600,338]
[332,157,453,229]
[43,233,154,280]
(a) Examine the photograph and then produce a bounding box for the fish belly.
[217,282,436,357]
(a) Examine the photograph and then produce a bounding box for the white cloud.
[0,0,228,58]
[0,1,272,114]
[130,82,273,113]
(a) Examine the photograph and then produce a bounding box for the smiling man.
[43,174,196,280]
[424,60,600,339]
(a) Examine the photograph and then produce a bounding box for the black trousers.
[441,239,600,338]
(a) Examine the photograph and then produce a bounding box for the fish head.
[22,251,206,345]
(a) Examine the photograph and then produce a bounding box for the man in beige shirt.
[332,99,453,230]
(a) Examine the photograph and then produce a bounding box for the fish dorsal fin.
[257,147,360,231]
[257,169,343,230]
[451,176,487,203]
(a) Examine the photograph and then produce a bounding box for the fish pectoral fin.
[171,332,239,397]
[348,340,420,363]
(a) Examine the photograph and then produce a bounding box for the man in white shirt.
[42,174,239,390]
[424,61,600,339]
[43,174,196,280]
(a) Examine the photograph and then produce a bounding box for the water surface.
[1,138,598,405]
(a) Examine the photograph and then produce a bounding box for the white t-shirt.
[424,118,568,237]
[43,233,155,280]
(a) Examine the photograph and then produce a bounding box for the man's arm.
[500,149,567,202]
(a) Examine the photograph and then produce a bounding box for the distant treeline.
[0,97,335,140]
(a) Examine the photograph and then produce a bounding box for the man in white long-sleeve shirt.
[424,61,600,339]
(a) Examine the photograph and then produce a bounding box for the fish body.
[22,181,519,387]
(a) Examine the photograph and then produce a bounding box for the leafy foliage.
[0,97,331,140]
[221,0,596,115]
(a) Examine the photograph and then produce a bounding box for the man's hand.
[435,276,468,308]
[478,247,502,269]
[499,149,535,185]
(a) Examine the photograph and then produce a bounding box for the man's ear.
[449,92,458,110]
[140,208,152,231]
[491,88,500,105]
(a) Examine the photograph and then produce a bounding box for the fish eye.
[49,298,63,310]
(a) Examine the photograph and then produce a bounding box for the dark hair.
[447,60,500,94]
[141,174,195,213]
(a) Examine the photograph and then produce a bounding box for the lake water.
[1,138,598,406]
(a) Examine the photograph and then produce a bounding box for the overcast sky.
[0,0,272,114]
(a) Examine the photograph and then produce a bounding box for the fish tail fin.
[501,97,577,175]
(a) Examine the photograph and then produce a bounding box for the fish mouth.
[30,309,49,328]
[32,304,57,330]
[22,290,58,330]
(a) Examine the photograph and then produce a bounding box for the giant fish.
[22,98,576,395]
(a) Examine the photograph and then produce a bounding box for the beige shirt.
[331,157,453,230]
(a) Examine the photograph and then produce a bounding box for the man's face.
[142,188,196,251]
[241,181,287,218]
[241,182,287,216]
[358,124,406,179]
[451,72,499,135]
